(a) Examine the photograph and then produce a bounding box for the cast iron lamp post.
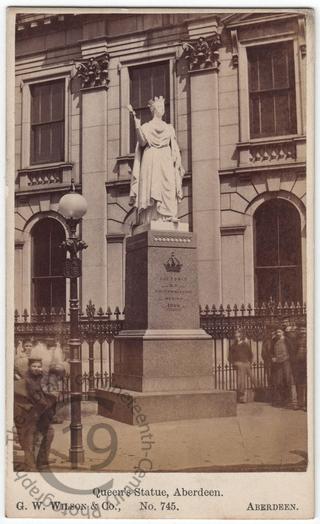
[58,179,88,468]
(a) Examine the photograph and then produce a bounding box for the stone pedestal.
[96,226,236,423]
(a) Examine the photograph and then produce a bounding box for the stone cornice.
[182,34,222,73]
[224,12,300,30]
[75,52,110,90]
[106,233,125,244]
[220,226,246,237]
[15,240,25,249]
[16,14,74,33]
[219,162,306,179]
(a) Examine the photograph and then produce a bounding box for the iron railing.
[14,300,306,397]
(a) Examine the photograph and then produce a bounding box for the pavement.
[14,399,308,473]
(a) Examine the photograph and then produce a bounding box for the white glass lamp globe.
[58,191,88,220]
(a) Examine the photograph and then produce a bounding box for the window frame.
[119,55,176,157]
[238,36,303,143]
[253,199,303,305]
[21,72,70,169]
[31,217,66,312]
[30,79,66,165]
[128,61,171,153]
[247,41,297,139]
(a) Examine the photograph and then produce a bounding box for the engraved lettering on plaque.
[155,255,192,311]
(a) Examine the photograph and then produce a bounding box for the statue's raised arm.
[129,96,184,225]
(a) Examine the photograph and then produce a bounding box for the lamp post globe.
[58,184,87,221]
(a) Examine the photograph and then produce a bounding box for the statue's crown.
[148,96,165,108]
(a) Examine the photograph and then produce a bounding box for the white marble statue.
[128,96,185,225]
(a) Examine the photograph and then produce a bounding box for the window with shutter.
[129,62,170,152]
[30,80,65,164]
[247,42,297,139]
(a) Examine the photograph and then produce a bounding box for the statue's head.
[148,96,165,118]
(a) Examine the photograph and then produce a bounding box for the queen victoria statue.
[128,96,185,226]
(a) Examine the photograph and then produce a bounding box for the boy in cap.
[14,357,55,471]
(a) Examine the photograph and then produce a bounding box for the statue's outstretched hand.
[127,104,141,128]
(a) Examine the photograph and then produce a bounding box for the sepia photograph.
[6,6,314,519]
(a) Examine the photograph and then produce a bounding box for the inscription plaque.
[156,272,192,312]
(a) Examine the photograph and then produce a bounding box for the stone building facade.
[14,10,307,314]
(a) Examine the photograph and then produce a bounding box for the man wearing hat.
[14,356,55,471]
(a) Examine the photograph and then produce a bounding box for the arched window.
[254,199,302,304]
[31,218,66,311]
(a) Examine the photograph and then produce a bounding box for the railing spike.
[14,309,19,322]
[22,308,29,322]
[50,307,56,318]
[86,300,96,318]
[212,304,217,316]
[233,304,238,316]
[97,307,104,317]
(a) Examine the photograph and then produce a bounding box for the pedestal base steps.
[96,388,236,425]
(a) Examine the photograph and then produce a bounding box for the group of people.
[262,320,307,410]
[228,319,307,410]
[14,339,67,471]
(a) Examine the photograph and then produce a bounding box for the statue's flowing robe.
[130,120,185,221]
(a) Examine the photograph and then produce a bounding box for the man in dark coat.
[229,330,256,403]
[14,357,55,471]
[270,328,298,408]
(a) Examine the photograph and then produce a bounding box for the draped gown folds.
[129,119,185,223]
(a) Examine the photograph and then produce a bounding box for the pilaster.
[76,49,109,307]
[182,19,222,305]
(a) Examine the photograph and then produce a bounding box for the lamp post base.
[69,449,85,468]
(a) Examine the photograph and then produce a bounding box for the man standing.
[229,330,256,403]
[270,328,298,409]
[14,357,55,471]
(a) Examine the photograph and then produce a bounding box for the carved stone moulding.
[182,34,222,72]
[236,137,305,167]
[28,169,63,186]
[16,163,73,191]
[248,142,297,164]
[76,52,110,90]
